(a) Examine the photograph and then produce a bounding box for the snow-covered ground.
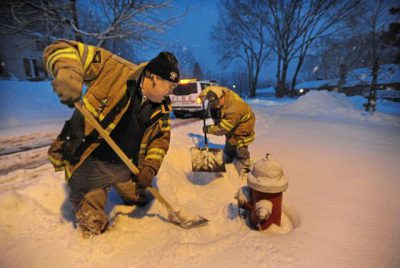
[1,81,400,267]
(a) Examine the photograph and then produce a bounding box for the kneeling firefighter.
[44,39,179,236]
[198,86,256,172]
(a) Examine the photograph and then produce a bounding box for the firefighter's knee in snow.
[236,146,250,160]
[75,188,109,236]
[75,208,108,236]
[236,154,289,231]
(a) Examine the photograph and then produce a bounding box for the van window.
[173,83,198,95]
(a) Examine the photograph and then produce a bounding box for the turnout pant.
[223,140,250,167]
[68,155,140,235]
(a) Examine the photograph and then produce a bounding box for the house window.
[32,59,40,77]
[39,60,47,78]
[0,61,5,77]
[23,58,32,77]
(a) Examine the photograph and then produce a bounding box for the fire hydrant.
[235,154,288,230]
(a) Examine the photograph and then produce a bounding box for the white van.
[169,79,217,118]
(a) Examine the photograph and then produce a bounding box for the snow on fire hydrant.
[235,153,288,231]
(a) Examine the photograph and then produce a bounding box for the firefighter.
[198,86,256,172]
[43,39,179,236]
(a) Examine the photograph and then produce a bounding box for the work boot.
[75,188,108,237]
[237,158,251,180]
[114,180,150,207]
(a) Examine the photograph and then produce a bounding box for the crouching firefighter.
[43,39,179,236]
[198,86,256,174]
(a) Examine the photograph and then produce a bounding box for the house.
[295,79,332,95]
[0,33,50,81]
[295,64,400,101]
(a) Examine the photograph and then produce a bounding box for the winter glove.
[136,166,156,188]
[51,68,83,108]
[203,125,211,134]
[210,108,221,124]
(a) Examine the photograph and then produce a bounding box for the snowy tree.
[264,0,360,97]
[381,7,400,64]
[300,1,398,86]
[0,0,183,47]
[192,62,203,80]
[211,0,271,98]
[361,0,395,112]
[165,43,196,79]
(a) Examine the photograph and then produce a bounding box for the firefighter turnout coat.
[43,40,171,181]
[202,86,255,148]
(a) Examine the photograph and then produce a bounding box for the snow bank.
[276,90,400,125]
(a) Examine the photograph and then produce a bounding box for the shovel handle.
[74,102,177,214]
[201,101,208,147]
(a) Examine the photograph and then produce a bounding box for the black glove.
[51,68,83,108]
[210,108,221,124]
[136,166,156,188]
[203,125,211,134]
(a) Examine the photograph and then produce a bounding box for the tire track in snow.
[0,118,201,174]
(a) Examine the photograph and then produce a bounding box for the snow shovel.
[190,101,225,172]
[74,102,208,229]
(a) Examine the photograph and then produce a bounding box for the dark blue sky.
[142,0,220,73]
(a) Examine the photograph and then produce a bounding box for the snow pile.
[0,80,71,136]
[278,90,400,125]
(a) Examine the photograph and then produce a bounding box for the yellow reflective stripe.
[145,148,166,160]
[237,135,255,147]
[161,118,171,131]
[145,155,163,160]
[240,112,250,122]
[48,154,63,166]
[47,48,80,74]
[209,125,218,132]
[77,43,87,63]
[83,45,96,73]
[147,148,166,156]
[65,164,72,179]
[106,122,116,132]
[139,143,147,155]
[244,136,255,144]
[83,98,100,119]
[150,110,161,119]
[220,119,234,131]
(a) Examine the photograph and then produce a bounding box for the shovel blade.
[190,147,226,172]
[168,210,209,229]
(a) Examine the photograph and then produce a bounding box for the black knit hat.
[146,51,180,83]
